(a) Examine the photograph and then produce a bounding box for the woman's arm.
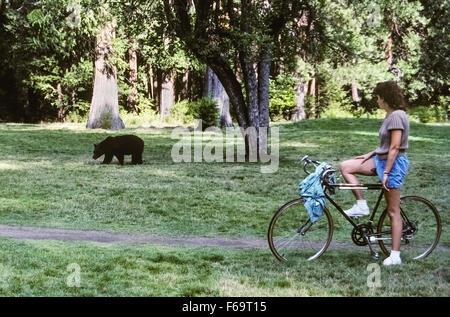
[356,150,376,163]
[382,129,403,190]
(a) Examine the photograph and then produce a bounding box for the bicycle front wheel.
[268,198,333,262]
[377,196,442,260]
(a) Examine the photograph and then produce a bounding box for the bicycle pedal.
[371,252,379,260]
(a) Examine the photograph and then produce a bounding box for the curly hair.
[373,81,408,110]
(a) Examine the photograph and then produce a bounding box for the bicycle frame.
[324,183,384,229]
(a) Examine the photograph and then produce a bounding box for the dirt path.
[0,224,269,248]
[0,224,348,249]
[0,224,448,252]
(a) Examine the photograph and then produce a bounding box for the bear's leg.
[137,152,143,164]
[116,154,124,165]
[102,153,113,164]
[132,153,143,165]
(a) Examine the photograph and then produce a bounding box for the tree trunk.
[70,89,76,108]
[257,48,271,157]
[258,48,271,129]
[351,79,360,109]
[316,82,321,118]
[385,22,394,70]
[160,72,174,118]
[308,76,316,119]
[154,68,162,113]
[208,59,249,130]
[446,102,449,121]
[87,21,124,129]
[291,76,308,121]
[127,43,139,113]
[204,66,233,127]
[146,64,154,99]
[56,82,65,121]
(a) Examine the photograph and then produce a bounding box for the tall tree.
[204,66,233,127]
[127,39,139,114]
[163,0,308,157]
[86,19,125,129]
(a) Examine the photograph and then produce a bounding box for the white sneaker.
[344,204,370,217]
[383,255,402,266]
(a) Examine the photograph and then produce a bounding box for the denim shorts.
[373,154,409,189]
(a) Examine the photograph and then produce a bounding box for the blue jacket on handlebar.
[299,162,333,223]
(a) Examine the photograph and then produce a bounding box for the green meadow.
[0,118,448,296]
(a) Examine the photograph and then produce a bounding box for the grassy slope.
[0,238,448,296]
[0,118,449,296]
[0,119,448,244]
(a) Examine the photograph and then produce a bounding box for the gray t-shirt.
[375,110,409,160]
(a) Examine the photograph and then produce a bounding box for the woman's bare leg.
[340,158,377,200]
[384,188,402,251]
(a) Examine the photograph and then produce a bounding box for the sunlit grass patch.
[0,238,448,296]
[0,119,448,245]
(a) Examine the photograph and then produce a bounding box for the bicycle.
[268,155,442,262]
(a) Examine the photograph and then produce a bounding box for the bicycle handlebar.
[300,155,320,175]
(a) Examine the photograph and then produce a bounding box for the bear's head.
[92,143,104,159]
[93,136,112,159]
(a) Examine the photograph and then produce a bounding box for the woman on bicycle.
[340,81,410,266]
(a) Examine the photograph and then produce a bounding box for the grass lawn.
[0,238,448,296]
[0,118,448,296]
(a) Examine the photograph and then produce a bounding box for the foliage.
[169,100,194,124]
[187,97,219,130]
[0,0,448,124]
[98,109,112,129]
[269,74,296,121]
[0,0,106,121]
[169,98,219,129]
[409,104,448,123]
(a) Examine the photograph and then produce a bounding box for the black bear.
[93,135,144,165]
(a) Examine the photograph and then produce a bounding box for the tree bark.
[204,66,233,127]
[291,77,308,121]
[446,102,449,121]
[207,58,249,129]
[86,21,125,129]
[308,76,316,118]
[56,82,66,121]
[351,79,360,109]
[160,72,175,117]
[316,82,321,118]
[385,21,394,71]
[127,42,139,113]
[258,48,271,129]
[147,64,154,99]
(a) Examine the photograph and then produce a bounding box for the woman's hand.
[382,173,390,191]
[355,152,374,164]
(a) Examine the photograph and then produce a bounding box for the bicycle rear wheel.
[268,198,333,262]
[377,196,442,260]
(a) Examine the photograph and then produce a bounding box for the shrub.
[99,110,112,129]
[409,105,447,123]
[187,97,219,130]
[269,74,296,121]
[120,96,158,126]
[169,101,194,124]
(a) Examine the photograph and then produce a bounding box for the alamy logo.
[66,1,82,28]
[366,3,381,28]
[66,263,81,288]
[366,263,381,288]
[171,120,279,173]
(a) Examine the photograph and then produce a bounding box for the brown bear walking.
[93,135,144,165]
